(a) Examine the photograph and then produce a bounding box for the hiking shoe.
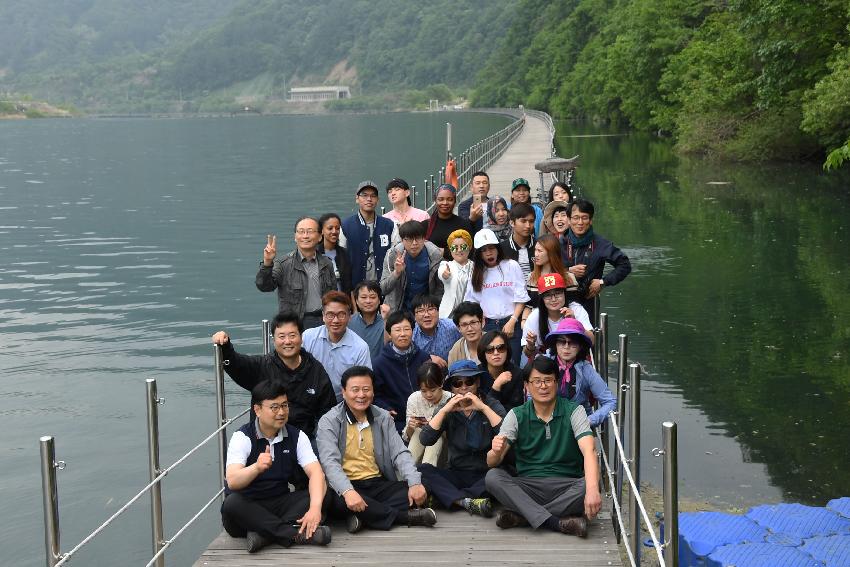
[292,525,332,546]
[465,498,494,518]
[557,516,588,538]
[246,531,272,553]
[346,514,364,534]
[495,509,530,529]
[407,507,438,527]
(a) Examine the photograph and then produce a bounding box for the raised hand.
[442,263,451,279]
[493,371,513,389]
[262,234,277,266]
[491,434,508,454]
[255,445,272,473]
[559,307,575,319]
[394,249,406,276]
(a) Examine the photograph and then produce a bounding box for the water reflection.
[556,122,850,505]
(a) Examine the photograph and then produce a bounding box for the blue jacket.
[373,342,431,432]
[560,231,631,290]
[342,213,395,286]
[554,358,616,427]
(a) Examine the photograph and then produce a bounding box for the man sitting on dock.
[211,311,336,440]
[485,356,601,537]
[561,198,631,323]
[222,380,330,553]
[255,217,338,330]
[317,366,437,533]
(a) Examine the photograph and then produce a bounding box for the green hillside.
[471,0,850,162]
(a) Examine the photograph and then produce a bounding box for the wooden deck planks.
[194,508,622,566]
[485,113,555,200]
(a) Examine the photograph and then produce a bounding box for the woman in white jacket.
[438,229,473,319]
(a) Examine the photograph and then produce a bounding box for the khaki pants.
[407,428,445,467]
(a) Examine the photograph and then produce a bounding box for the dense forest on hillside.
[1,0,848,165]
[471,0,850,163]
[1,0,516,113]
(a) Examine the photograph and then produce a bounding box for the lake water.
[1,112,848,565]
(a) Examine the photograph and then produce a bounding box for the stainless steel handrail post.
[145,379,165,567]
[628,363,641,564]
[593,295,601,329]
[213,344,227,490]
[615,333,628,543]
[663,421,679,567]
[40,436,62,567]
[262,318,270,355]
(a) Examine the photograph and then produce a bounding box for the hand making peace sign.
[262,234,277,266]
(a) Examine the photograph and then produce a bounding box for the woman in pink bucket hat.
[542,318,615,428]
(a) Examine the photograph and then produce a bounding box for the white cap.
[473,228,500,249]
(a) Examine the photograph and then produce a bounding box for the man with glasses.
[485,356,601,538]
[212,311,336,440]
[411,293,460,368]
[302,291,372,402]
[561,198,631,323]
[317,366,437,533]
[340,181,398,290]
[447,301,485,366]
[380,220,444,312]
[222,380,330,553]
[256,216,337,330]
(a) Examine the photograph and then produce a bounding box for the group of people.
[213,173,631,552]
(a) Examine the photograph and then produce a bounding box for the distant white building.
[288,86,351,102]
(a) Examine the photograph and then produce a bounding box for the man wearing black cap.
[510,178,543,236]
[340,181,398,289]
[384,178,430,226]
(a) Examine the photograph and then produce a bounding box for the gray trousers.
[485,468,586,528]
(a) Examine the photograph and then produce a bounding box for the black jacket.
[318,243,353,295]
[457,197,484,233]
[220,342,336,438]
[560,232,631,290]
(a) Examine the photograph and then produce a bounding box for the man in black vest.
[221,380,331,553]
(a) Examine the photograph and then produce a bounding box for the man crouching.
[485,356,601,537]
[222,380,330,553]
[317,365,437,533]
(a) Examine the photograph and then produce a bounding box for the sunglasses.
[484,343,507,354]
[451,376,477,388]
[449,243,469,252]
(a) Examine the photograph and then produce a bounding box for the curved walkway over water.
[193,110,622,567]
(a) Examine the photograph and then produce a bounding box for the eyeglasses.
[449,244,469,252]
[484,343,507,354]
[402,236,424,243]
[324,310,350,321]
[570,214,591,222]
[264,402,289,413]
[451,377,477,388]
[542,292,564,302]
[295,228,317,235]
[414,306,437,315]
[358,193,379,200]
[529,377,556,387]
[458,319,481,329]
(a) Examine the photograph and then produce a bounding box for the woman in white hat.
[464,229,530,366]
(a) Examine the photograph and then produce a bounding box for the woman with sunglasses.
[542,318,615,428]
[422,183,475,261]
[438,229,473,319]
[523,273,593,361]
[477,331,525,411]
[418,360,505,517]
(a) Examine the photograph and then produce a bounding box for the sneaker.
[292,525,332,546]
[557,516,588,538]
[466,498,494,518]
[495,509,530,529]
[246,531,272,553]
[346,514,364,534]
[407,507,438,527]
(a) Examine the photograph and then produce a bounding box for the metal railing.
[592,309,680,567]
[38,335,261,566]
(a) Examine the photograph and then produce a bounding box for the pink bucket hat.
[544,317,592,349]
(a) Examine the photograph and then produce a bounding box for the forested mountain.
[471,0,850,162]
[0,0,517,112]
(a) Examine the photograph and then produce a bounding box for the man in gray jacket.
[316,365,437,533]
[256,216,338,329]
[380,220,444,313]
